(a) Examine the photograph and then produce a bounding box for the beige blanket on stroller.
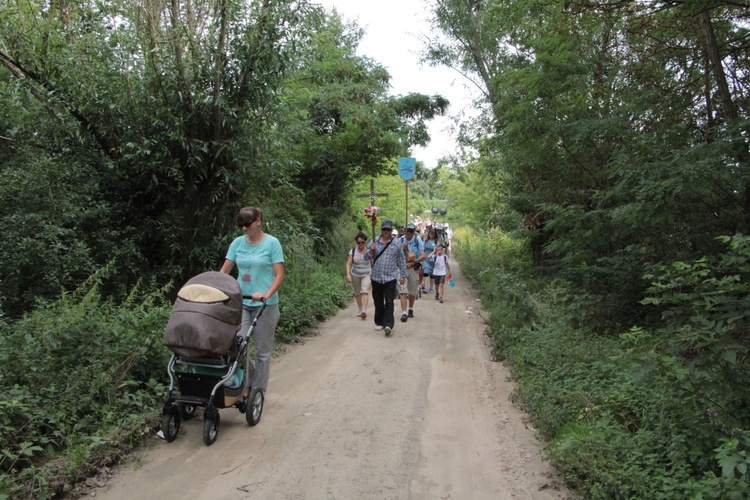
[162,272,243,358]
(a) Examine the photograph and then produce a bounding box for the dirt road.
[99,260,568,499]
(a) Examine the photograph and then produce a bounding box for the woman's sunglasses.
[240,219,256,228]
[356,240,366,244]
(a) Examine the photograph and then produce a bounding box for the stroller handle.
[242,296,267,303]
[241,296,267,318]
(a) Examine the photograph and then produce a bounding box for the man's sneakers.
[439,297,444,303]
[384,326,392,337]
[408,309,414,318]
[435,294,439,301]
[374,326,384,331]
[401,312,408,322]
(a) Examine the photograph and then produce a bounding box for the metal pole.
[370,180,376,240]
[405,180,409,227]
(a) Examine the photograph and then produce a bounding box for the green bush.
[0,274,171,498]
[458,227,750,498]
[277,259,352,343]
[633,234,750,433]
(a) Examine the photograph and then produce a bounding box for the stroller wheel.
[245,388,264,427]
[203,410,220,446]
[178,402,196,421]
[162,412,180,443]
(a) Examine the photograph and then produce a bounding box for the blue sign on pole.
[398,157,416,180]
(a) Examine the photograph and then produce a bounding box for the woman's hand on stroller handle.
[243,294,267,303]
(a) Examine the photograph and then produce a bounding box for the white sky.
[315,0,478,168]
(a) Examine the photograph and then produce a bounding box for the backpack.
[432,254,447,266]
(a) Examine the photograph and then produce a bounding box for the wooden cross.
[356,179,389,239]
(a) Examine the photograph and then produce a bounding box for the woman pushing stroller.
[220,206,285,399]
[161,206,284,446]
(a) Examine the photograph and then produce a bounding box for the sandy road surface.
[99,260,568,499]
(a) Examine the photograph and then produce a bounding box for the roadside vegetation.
[456,229,750,498]
[429,1,750,495]
[3,0,750,498]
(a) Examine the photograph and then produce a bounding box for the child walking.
[430,244,451,303]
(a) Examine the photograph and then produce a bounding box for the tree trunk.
[214,0,228,141]
[698,10,750,232]
[698,10,737,124]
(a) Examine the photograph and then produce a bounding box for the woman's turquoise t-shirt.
[226,234,284,306]
[422,239,438,273]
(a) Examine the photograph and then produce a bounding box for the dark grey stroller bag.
[162,271,243,358]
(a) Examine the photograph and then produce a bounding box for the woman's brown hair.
[237,206,263,226]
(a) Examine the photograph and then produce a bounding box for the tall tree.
[0,0,308,314]
[425,0,750,323]
[278,9,449,228]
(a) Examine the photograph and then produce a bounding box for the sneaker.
[384,326,392,337]
[435,294,439,300]
[360,311,367,319]
[374,326,384,331]
[439,297,444,303]
[408,309,414,318]
[401,313,408,322]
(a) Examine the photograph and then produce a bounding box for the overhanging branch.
[0,48,115,158]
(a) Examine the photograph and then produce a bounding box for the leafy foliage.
[279,11,449,229]
[0,271,171,497]
[0,0,306,315]
[278,262,352,342]
[626,234,750,439]
[456,228,750,498]
[0,1,449,318]
[426,0,750,325]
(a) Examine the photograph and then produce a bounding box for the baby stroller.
[161,271,266,446]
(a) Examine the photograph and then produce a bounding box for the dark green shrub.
[277,258,352,343]
[633,234,750,433]
[0,274,171,498]
[458,227,750,498]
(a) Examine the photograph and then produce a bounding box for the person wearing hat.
[421,226,439,294]
[435,223,450,256]
[398,221,425,322]
[364,219,406,337]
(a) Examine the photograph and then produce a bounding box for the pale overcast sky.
[315,0,477,168]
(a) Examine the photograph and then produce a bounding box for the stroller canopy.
[163,272,243,358]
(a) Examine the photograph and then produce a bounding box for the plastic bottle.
[225,368,244,388]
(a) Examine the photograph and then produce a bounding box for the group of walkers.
[155,202,458,426]
[204,206,453,405]
[345,218,453,337]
